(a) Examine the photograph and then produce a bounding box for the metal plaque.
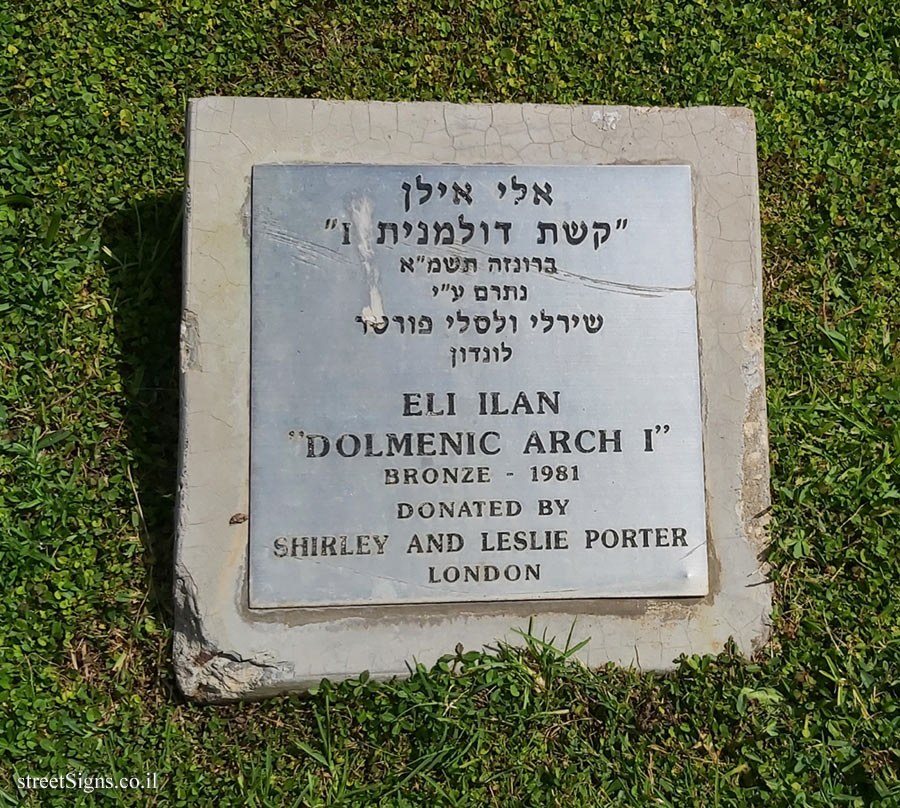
[249,164,707,607]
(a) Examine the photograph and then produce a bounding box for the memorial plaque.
[176,99,771,700]
[249,164,707,607]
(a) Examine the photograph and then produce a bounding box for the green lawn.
[1,0,899,805]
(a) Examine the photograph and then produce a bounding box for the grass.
[1,0,900,804]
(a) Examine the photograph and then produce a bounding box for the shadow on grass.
[104,193,183,630]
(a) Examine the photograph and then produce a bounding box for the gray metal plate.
[249,164,707,608]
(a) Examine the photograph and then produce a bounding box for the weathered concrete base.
[176,98,771,702]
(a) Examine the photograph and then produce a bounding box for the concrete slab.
[175,99,771,702]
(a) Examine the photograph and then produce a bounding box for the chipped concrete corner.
[175,98,771,702]
[173,571,293,701]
